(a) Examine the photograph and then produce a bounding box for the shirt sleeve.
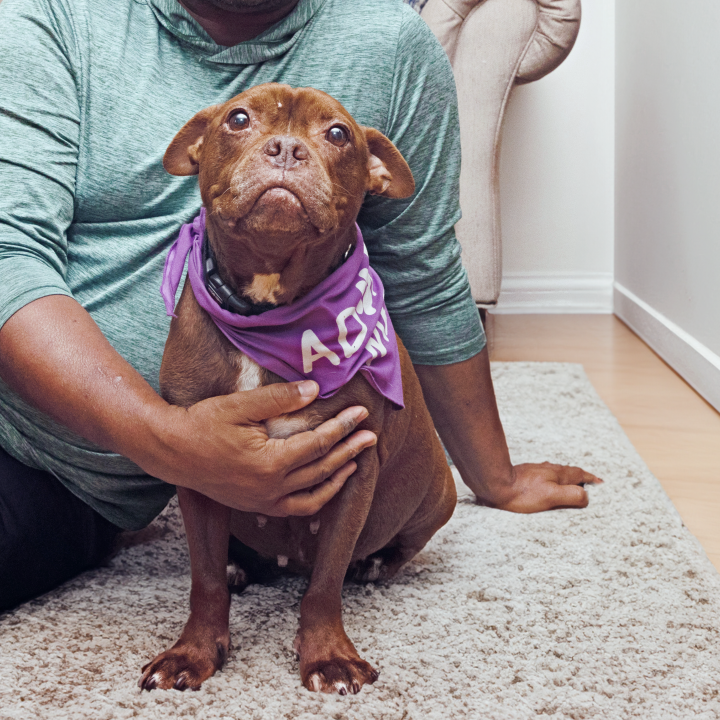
[358,5,486,366]
[0,0,79,329]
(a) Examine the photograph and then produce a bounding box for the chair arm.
[516,0,581,84]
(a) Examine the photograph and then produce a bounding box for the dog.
[140,83,456,695]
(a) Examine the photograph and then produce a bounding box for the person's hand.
[140,379,377,516]
[476,462,603,513]
[414,349,604,515]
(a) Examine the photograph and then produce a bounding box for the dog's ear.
[163,106,220,176]
[363,127,415,199]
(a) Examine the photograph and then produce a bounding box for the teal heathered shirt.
[0,0,485,529]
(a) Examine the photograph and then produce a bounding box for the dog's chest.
[234,353,317,439]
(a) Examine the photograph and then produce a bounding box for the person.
[0,0,599,612]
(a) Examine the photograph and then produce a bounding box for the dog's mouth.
[251,186,308,217]
[238,184,314,238]
[212,167,337,236]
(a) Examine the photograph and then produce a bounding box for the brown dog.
[140,83,456,695]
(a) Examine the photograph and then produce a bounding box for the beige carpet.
[1,363,719,720]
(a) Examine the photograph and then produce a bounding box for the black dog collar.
[202,234,355,317]
[202,235,276,316]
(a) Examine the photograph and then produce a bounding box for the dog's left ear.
[163,105,220,176]
[363,127,415,199]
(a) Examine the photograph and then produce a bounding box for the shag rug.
[1,363,719,720]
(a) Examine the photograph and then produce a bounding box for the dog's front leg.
[139,487,231,691]
[296,448,380,695]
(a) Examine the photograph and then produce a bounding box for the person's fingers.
[272,461,358,517]
[551,463,604,486]
[278,406,372,472]
[544,483,589,510]
[225,380,320,423]
[280,429,377,493]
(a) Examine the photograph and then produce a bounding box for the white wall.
[495,0,615,313]
[614,0,720,411]
[493,0,720,410]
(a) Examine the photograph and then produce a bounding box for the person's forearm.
[0,295,168,462]
[0,295,376,516]
[414,347,602,513]
[414,347,516,506]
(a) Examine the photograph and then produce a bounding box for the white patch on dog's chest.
[235,354,314,439]
[235,354,264,392]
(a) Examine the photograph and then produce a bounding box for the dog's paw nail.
[351,680,361,694]
[370,669,379,683]
[141,673,158,691]
[309,673,323,692]
[174,674,187,691]
[226,563,248,590]
[338,684,348,696]
[367,557,383,581]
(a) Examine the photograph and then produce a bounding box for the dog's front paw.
[139,641,227,691]
[302,657,379,695]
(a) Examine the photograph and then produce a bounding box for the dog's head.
[164,83,414,271]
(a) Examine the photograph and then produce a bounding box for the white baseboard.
[614,282,720,413]
[493,272,614,314]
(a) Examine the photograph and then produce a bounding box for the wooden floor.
[487,314,720,571]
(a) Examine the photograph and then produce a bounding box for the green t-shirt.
[0,0,485,529]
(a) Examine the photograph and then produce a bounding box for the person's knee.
[0,451,121,612]
[0,523,45,612]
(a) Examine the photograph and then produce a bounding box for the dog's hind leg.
[295,448,381,695]
[139,487,231,691]
[351,462,456,583]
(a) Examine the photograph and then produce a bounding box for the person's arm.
[0,295,376,516]
[415,349,601,512]
[365,7,600,511]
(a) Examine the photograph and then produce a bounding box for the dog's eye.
[229,111,250,131]
[326,126,348,147]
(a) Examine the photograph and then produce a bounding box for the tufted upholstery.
[420,0,581,307]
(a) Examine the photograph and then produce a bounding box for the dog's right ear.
[163,106,220,176]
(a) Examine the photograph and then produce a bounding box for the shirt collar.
[145,0,328,65]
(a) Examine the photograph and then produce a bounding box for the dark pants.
[0,447,121,613]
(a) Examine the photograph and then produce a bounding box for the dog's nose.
[263,136,309,169]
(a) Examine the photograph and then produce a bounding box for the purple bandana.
[161,209,404,408]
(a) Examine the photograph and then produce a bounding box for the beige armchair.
[419,0,581,308]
